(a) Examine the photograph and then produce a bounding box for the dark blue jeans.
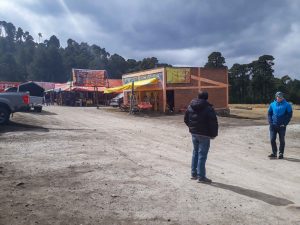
[269,125,286,155]
[191,134,210,178]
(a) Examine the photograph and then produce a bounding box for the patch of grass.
[229,104,300,123]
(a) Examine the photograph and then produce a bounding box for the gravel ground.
[0,106,299,225]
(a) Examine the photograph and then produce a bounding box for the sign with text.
[166,67,191,84]
[72,69,107,87]
[123,72,163,84]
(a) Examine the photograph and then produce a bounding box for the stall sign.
[166,67,191,84]
[72,69,107,87]
[123,72,163,84]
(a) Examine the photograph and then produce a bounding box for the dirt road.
[0,106,299,225]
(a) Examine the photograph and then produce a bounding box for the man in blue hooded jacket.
[268,91,293,159]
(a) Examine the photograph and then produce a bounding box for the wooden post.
[104,89,107,106]
[130,81,134,114]
[163,68,167,113]
[137,91,141,103]
[94,86,99,109]
[226,70,229,108]
[198,67,201,91]
[153,91,158,111]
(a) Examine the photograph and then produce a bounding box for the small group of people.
[184,91,293,183]
[44,92,54,106]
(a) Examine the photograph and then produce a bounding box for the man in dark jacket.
[184,91,218,183]
[268,91,293,159]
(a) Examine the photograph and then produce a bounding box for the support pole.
[96,87,99,109]
[94,86,99,109]
[130,81,134,114]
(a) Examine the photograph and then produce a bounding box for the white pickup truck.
[0,92,30,125]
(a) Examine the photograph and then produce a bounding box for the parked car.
[5,81,45,112]
[0,92,30,125]
[109,93,124,107]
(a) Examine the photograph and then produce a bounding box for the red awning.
[53,80,123,92]
[54,83,71,91]
[54,83,105,92]
[71,86,105,92]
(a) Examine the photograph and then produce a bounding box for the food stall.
[105,67,229,113]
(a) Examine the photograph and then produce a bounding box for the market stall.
[105,67,229,113]
[52,77,122,107]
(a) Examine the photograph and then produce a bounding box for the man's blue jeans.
[270,125,286,155]
[191,134,210,178]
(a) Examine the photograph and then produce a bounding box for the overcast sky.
[1,0,299,79]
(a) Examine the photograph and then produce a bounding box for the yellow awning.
[104,77,159,93]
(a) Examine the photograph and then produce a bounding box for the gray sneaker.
[198,177,212,183]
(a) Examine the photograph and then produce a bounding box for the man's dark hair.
[198,91,208,100]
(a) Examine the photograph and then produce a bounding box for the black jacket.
[184,99,218,138]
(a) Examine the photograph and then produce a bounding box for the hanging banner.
[166,67,191,84]
[105,77,159,93]
[123,72,163,84]
[72,69,107,87]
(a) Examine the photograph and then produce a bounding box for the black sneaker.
[190,176,198,180]
[268,153,277,158]
[278,154,284,159]
[198,177,212,184]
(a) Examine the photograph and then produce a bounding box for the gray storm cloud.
[0,0,299,78]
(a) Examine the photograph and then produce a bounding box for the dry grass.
[229,104,300,123]
[230,104,300,110]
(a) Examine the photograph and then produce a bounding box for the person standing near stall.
[184,91,218,183]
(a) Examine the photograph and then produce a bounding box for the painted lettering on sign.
[72,69,107,87]
[123,72,163,84]
[166,68,191,84]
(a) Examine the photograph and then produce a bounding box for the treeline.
[1,21,299,104]
[204,52,300,104]
[0,21,170,82]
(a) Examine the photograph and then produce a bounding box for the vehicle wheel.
[0,107,10,125]
[34,106,42,113]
